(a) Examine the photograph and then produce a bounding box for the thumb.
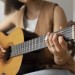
[0,45,6,53]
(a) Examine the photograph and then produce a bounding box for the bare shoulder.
[53,6,67,31]
[0,11,19,31]
[6,11,19,24]
[0,6,24,31]
[54,6,66,17]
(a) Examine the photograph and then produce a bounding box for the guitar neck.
[10,25,75,57]
[11,36,46,57]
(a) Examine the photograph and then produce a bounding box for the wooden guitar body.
[0,28,24,75]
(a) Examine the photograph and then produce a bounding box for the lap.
[25,69,74,75]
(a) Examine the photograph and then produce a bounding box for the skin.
[45,32,69,64]
[18,0,43,19]
[0,0,75,73]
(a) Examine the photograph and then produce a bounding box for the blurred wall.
[73,0,75,21]
[0,0,73,22]
[47,0,73,21]
[0,1,5,22]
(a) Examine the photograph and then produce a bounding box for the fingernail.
[45,35,48,41]
[45,32,50,41]
[2,49,6,52]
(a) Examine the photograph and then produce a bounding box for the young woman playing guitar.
[0,0,75,75]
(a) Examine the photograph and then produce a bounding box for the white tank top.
[25,18,38,32]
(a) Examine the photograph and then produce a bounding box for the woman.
[0,0,75,75]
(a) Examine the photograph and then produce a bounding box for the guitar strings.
[12,33,72,56]
[11,25,74,56]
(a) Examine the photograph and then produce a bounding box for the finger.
[49,33,57,53]
[0,49,5,57]
[45,33,55,54]
[52,33,62,52]
[45,32,50,41]
[1,49,6,53]
[45,39,51,50]
[49,33,54,45]
[45,32,51,50]
[0,45,6,53]
[58,36,67,50]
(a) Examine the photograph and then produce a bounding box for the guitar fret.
[16,45,20,56]
[31,39,34,51]
[30,40,33,51]
[36,37,42,50]
[25,41,28,53]
[32,38,36,51]
[31,39,35,52]
[14,46,18,56]
[21,43,24,53]
[28,41,31,52]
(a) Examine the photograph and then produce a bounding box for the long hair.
[4,0,24,15]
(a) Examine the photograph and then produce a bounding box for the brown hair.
[4,0,24,15]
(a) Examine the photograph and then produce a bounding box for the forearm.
[67,56,75,73]
[0,23,15,33]
[54,53,75,73]
[0,12,17,31]
[0,19,12,31]
[54,52,70,65]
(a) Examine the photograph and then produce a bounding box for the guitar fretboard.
[10,25,75,57]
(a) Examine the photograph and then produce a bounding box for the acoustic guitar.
[0,22,75,75]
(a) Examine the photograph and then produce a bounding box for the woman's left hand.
[45,32,70,65]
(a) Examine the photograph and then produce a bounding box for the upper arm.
[0,11,18,31]
[53,6,67,32]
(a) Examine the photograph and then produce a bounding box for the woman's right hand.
[0,45,6,59]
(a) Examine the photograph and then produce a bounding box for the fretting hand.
[45,32,70,65]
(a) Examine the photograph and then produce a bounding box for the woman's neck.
[25,0,43,19]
